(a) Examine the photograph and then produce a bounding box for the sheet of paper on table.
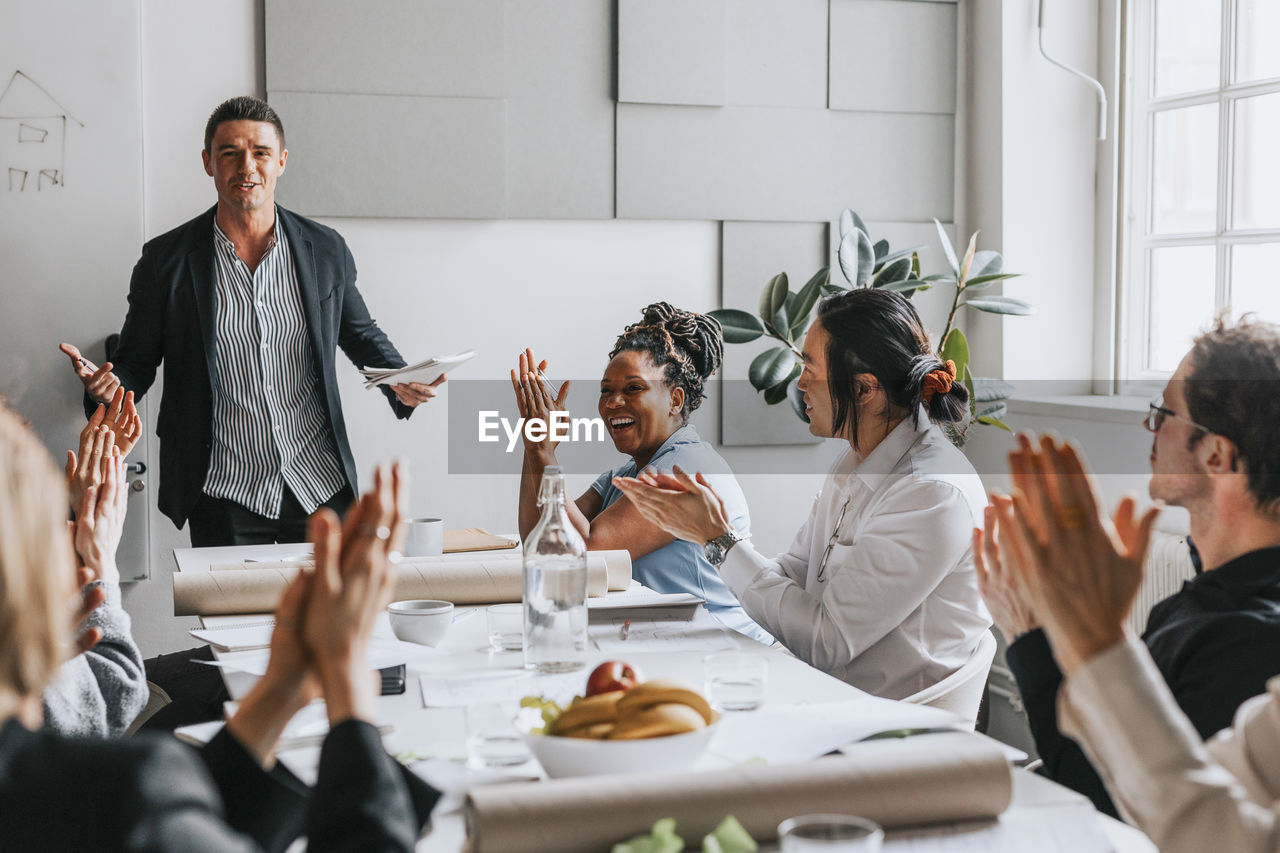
[174,701,394,752]
[590,609,738,655]
[708,697,965,765]
[418,669,584,708]
[200,636,436,677]
[189,620,276,651]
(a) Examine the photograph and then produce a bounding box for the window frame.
[1117,0,1280,389]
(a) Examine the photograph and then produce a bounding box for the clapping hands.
[988,434,1160,675]
[229,461,409,764]
[510,348,570,460]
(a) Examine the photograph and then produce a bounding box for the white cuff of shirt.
[718,540,772,595]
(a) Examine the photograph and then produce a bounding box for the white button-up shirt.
[719,410,991,699]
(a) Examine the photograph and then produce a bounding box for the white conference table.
[175,543,1155,852]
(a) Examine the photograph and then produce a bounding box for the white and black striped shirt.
[203,213,347,518]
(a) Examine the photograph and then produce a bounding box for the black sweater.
[1006,544,1280,818]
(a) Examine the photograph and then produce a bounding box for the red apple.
[585,661,644,696]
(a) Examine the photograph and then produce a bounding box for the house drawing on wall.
[0,70,83,192]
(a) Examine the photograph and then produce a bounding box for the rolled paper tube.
[463,732,1013,853]
[178,550,633,617]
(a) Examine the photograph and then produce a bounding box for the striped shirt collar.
[212,208,281,262]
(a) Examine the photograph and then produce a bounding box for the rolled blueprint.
[464,732,1013,853]
[175,550,632,617]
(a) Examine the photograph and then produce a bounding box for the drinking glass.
[487,603,524,653]
[703,652,767,712]
[778,814,883,852]
[465,702,530,768]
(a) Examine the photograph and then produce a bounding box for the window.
[1121,0,1280,380]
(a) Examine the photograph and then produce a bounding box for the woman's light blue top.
[590,425,774,644]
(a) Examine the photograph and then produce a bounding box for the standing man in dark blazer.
[60,96,441,547]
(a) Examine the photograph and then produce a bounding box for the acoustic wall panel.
[504,0,615,219]
[720,221,826,446]
[265,0,505,98]
[618,0,726,106]
[829,0,958,114]
[270,92,506,219]
[726,0,828,108]
[616,104,954,223]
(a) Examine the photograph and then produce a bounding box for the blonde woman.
[0,407,434,850]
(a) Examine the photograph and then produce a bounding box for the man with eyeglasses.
[982,317,1280,818]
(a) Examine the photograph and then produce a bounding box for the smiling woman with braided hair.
[511,302,772,643]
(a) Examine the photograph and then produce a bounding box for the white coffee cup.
[403,517,444,557]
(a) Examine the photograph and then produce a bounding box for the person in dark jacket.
[0,404,438,850]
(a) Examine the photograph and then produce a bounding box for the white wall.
[962,0,1102,388]
[124,0,832,654]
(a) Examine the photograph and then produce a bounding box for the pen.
[619,619,630,641]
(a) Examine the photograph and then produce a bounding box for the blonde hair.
[0,406,72,702]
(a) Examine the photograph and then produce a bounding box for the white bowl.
[521,721,718,778]
[387,599,453,646]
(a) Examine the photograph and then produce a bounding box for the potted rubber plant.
[708,209,1031,443]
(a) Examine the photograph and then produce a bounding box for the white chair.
[903,630,998,729]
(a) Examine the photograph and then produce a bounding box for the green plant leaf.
[820,283,846,296]
[838,229,875,287]
[708,309,764,343]
[977,402,1008,421]
[748,347,796,391]
[963,296,1036,316]
[977,415,1015,433]
[972,377,1016,402]
[776,293,796,342]
[917,273,955,282]
[872,257,913,287]
[759,273,789,326]
[877,244,928,269]
[763,363,801,405]
[962,273,1022,291]
[790,266,827,334]
[969,250,1003,279]
[873,238,889,263]
[958,231,978,284]
[876,280,931,294]
[939,327,970,383]
[839,209,855,242]
[934,218,959,276]
[787,374,809,422]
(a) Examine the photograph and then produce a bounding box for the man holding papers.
[59,96,442,546]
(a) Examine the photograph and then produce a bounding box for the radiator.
[1130,531,1196,635]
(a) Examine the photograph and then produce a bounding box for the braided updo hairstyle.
[609,302,724,422]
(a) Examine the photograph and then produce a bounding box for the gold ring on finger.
[357,523,392,541]
[1053,506,1087,530]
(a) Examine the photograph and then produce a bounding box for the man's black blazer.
[93,206,410,528]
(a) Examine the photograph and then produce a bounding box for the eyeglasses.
[1145,395,1212,435]
[817,496,852,583]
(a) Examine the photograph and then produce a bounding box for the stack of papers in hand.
[360,350,476,390]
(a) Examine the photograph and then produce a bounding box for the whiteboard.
[0,0,148,575]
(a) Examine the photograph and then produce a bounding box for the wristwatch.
[703,529,743,567]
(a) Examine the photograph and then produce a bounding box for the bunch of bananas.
[547,679,717,740]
